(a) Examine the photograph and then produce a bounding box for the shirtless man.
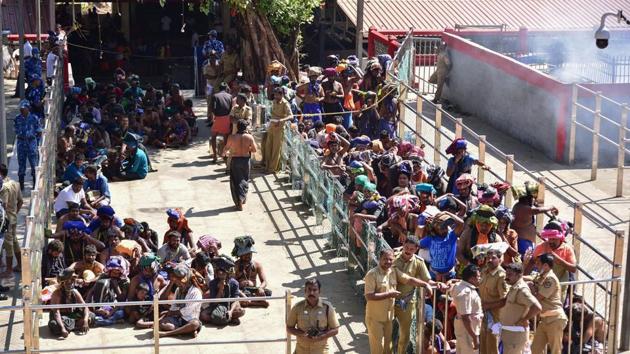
[297,67,325,124]
[48,268,94,338]
[223,119,257,210]
[232,235,270,308]
[55,202,87,233]
[321,132,350,177]
[511,183,557,257]
[68,244,105,295]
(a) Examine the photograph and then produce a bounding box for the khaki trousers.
[263,124,284,174]
[501,329,529,354]
[394,304,413,354]
[479,318,499,354]
[366,316,393,354]
[531,318,567,354]
[454,319,479,354]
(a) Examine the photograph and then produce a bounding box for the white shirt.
[90,107,102,124]
[46,52,58,78]
[170,285,203,322]
[53,185,86,213]
[24,41,32,58]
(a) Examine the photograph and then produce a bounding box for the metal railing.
[414,277,623,354]
[1,292,293,354]
[568,84,629,196]
[18,52,64,352]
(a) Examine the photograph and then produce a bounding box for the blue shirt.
[84,174,111,199]
[24,57,42,81]
[419,230,458,273]
[446,153,477,194]
[126,149,148,178]
[14,113,42,140]
[202,39,224,58]
[62,163,86,183]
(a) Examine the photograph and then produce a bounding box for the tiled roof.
[337,0,630,33]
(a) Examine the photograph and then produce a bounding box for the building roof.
[2,0,52,36]
[337,0,630,33]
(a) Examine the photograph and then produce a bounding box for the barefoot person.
[223,119,257,210]
[48,268,95,339]
[158,264,203,337]
[232,235,270,307]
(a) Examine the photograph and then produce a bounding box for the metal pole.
[434,105,442,165]
[572,203,583,279]
[535,176,546,232]
[504,155,514,206]
[620,221,630,351]
[152,296,160,353]
[18,0,25,99]
[616,104,628,197]
[455,118,463,138]
[569,84,578,164]
[36,0,41,51]
[591,92,602,180]
[0,1,6,166]
[609,230,624,353]
[49,0,55,31]
[285,290,292,354]
[355,0,364,68]
[477,135,486,183]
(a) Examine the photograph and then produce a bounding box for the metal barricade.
[2,293,292,354]
[568,84,629,196]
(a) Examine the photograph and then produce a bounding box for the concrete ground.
[30,96,369,353]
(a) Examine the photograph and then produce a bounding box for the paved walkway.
[31,97,369,353]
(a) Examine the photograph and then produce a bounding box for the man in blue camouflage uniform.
[25,74,46,120]
[14,100,42,190]
[25,47,43,83]
[202,30,224,62]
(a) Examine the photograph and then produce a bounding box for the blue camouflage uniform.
[24,56,42,83]
[202,38,224,59]
[14,102,41,179]
[25,77,46,119]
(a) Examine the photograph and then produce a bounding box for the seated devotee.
[164,208,194,249]
[127,253,167,327]
[53,178,95,219]
[232,235,270,308]
[68,244,105,295]
[85,256,129,326]
[158,264,203,337]
[126,282,154,328]
[90,205,124,247]
[98,230,122,264]
[52,221,105,265]
[158,231,191,265]
[48,268,95,338]
[83,165,111,208]
[139,221,160,253]
[41,240,67,281]
[55,201,87,233]
[201,256,245,326]
[116,138,148,181]
[61,153,86,183]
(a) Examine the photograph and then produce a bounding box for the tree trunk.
[232,5,298,83]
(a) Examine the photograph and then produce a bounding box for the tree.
[193,0,321,82]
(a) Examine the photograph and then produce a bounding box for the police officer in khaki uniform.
[529,253,567,354]
[500,263,541,354]
[287,278,340,354]
[450,264,484,353]
[364,249,432,354]
[392,236,432,354]
[477,247,509,354]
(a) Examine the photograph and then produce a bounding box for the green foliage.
[257,0,322,37]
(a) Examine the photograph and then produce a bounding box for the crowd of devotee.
[0,28,607,354]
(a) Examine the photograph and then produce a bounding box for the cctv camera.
[595,27,610,49]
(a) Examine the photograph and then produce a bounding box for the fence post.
[621,221,630,351]
[616,104,628,197]
[285,290,293,354]
[454,118,463,138]
[591,92,602,180]
[569,84,578,164]
[504,155,514,206]
[21,247,32,354]
[608,230,625,353]
[572,203,583,280]
[415,97,423,146]
[434,105,442,166]
[535,176,546,232]
[416,287,425,351]
[477,135,486,184]
[153,296,160,353]
[398,87,407,139]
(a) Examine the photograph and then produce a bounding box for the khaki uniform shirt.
[393,254,430,299]
[533,270,566,322]
[0,179,22,224]
[364,266,413,321]
[271,99,292,121]
[287,298,340,353]
[451,280,483,334]
[230,105,253,123]
[479,265,508,321]
[502,278,539,326]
